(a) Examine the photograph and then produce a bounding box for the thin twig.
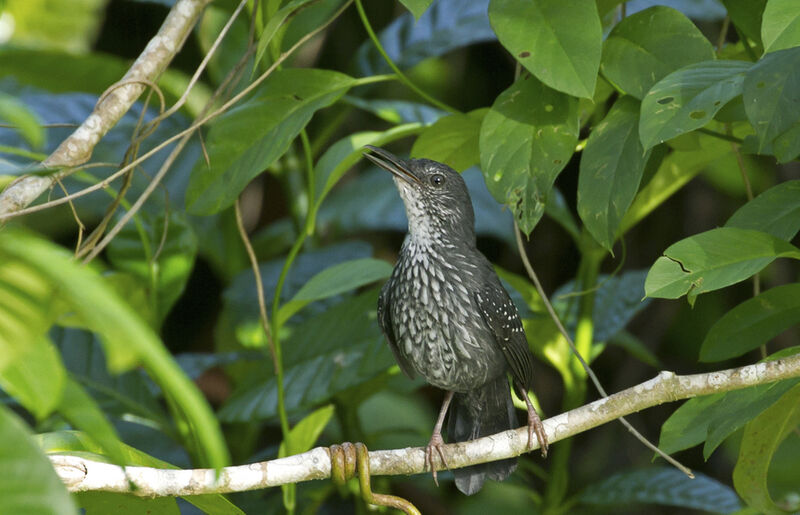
[513,222,693,477]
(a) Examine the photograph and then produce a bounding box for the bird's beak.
[363,145,420,184]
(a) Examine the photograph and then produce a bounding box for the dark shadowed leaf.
[0,91,45,149]
[725,180,800,241]
[344,97,446,125]
[580,467,742,514]
[410,109,486,171]
[186,69,355,214]
[644,228,800,304]
[761,0,800,53]
[480,76,579,234]
[700,284,800,361]
[489,0,602,98]
[0,406,77,515]
[658,393,724,455]
[743,46,800,163]
[578,96,649,251]
[355,0,495,76]
[639,60,751,150]
[77,492,180,515]
[721,0,766,46]
[601,6,715,99]
[734,384,800,514]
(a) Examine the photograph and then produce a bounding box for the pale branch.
[0,0,211,217]
[50,352,800,497]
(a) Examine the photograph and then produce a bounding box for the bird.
[363,145,548,495]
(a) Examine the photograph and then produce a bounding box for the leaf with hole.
[644,227,800,304]
[186,68,356,215]
[578,96,649,251]
[639,60,751,150]
[488,0,602,98]
[601,6,715,99]
[743,46,800,163]
[480,76,579,235]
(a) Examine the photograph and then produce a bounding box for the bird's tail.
[447,375,518,495]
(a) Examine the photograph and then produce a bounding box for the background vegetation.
[0,0,799,513]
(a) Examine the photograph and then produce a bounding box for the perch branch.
[49,352,800,496]
[0,0,211,216]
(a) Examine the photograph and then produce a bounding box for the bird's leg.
[426,391,454,486]
[515,384,548,458]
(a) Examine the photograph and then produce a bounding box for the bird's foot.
[526,406,548,458]
[425,432,449,486]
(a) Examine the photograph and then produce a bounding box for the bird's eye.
[429,174,445,187]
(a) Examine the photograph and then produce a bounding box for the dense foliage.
[0,0,799,513]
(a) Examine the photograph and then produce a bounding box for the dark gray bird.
[364,145,548,495]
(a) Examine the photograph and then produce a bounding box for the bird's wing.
[378,279,416,379]
[474,283,535,390]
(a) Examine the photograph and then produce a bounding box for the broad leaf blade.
[280,404,335,457]
[186,69,356,214]
[700,284,800,361]
[761,0,800,53]
[601,6,715,99]
[639,60,751,150]
[578,95,649,250]
[488,0,602,98]
[0,406,77,515]
[644,227,800,304]
[410,109,486,171]
[743,46,800,162]
[479,76,579,234]
[725,180,800,241]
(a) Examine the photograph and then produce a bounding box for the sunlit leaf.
[489,0,602,98]
[761,0,800,53]
[410,109,486,171]
[280,404,335,457]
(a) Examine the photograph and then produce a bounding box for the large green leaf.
[0,229,229,469]
[601,6,715,99]
[700,284,800,361]
[644,227,800,304]
[743,46,800,162]
[733,384,800,514]
[578,95,649,251]
[761,0,800,53]
[38,431,244,515]
[107,211,198,325]
[410,109,486,171]
[488,0,602,98]
[725,180,800,241]
[658,393,725,455]
[639,60,751,150]
[186,68,356,214]
[277,258,393,325]
[580,467,742,514]
[479,76,579,234]
[0,406,77,515]
[219,288,393,422]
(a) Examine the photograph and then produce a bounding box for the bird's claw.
[526,408,548,458]
[425,433,449,486]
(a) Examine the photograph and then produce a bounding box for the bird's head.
[364,145,475,245]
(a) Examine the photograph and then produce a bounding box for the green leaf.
[106,211,198,324]
[76,492,180,515]
[479,76,579,234]
[488,0,602,98]
[658,393,725,455]
[721,0,766,47]
[186,68,356,215]
[733,383,800,514]
[0,229,229,469]
[0,92,45,149]
[601,6,715,99]
[277,258,393,324]
[578,95,649,251]
[700,284,800,361]
[38,431,244,515]
[639,60,751,150]
[743,46,800,162]
[761,0,800,53]
[279,404,335,457]
[580,467,742,514]
[0,406,77,515]
[725,180,800,241]
[254,0,319,68]
[344,97,446,125]
[219,288,394,422]
[644,228,800,304]
[399,0,434,19]
[410,109,487,171]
